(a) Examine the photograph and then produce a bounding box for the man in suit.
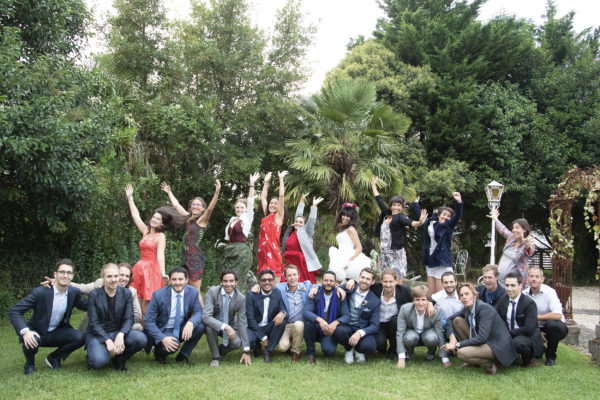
[396,285,450,368]
[303,271,349,363]
[444,282,517,375]
[369,269,412,360]
[245,269,287,362]
[86,263,147,371]
[334,267,381,364]
[203,269,251,367]
[495,272,544,367]
[524,266,568,366]
[432,271,464,340]
[476,264,506,306]
[144,267,204,365]
[9,259,87,375]
[275,264,313,361]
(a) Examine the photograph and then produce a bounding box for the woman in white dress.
[328,203,371,282]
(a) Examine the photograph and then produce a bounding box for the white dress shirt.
[48,286,69,332]
[166,288,185,330]
[523,283,566,325]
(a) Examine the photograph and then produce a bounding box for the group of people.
[9,173,566,375]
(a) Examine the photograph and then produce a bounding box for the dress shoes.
[264,350,273,363]
[45,355,61,370]
[545,358,556,366]
[113,358,128,372]
[485,362,499,375]
[524,357,536,368]
[307,354,315,364]
[176,353,192,366]
[24,364,35,375]
[291,351,300,362]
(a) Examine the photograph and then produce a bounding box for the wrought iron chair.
[454,249,469,282]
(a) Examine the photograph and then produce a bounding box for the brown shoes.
[291,351,300,362]
[485,362,500,375]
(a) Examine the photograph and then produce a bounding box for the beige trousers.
[453,316,496,367]
[277,321,304,354]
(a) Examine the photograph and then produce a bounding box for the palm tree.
[275,80,414,232]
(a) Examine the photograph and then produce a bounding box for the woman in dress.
[257,171,288,283]
[223,172,260,293]
[371,177,427,284]
[160,179,221,297]
[281,193,323,283]
[413,192,463,294]
[488,209,535,288]
[328,203,371,283]
[125,184,185,315]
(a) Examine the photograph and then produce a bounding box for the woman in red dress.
[257,171,288,283]
[281,194,323,284]
[125,184,185,316]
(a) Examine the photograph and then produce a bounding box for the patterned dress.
[380,221,407,278]
[181,222,206,281]
[257,213,284,277]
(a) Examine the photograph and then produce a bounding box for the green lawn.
[1,311,598,400]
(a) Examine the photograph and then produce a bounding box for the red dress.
[283,230,318,284]
[131,233,164,301]
[257,213,284,276]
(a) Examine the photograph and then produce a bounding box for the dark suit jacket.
[245,289,287,339]
[9,285,87,337]
[495,294,544,357]
[144,285,203,344]
[203,285,249,348]
[413,201,463,267]
[346,288,381,336]
[87,286,133,341]
[370,283,412,320]
[477,284,506,307]
[448,300,517,366]
[303,287,350,326]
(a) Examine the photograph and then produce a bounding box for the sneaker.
[45,355,61,370]
[355,351,366,363]
[210,359,220,367]
[345,350,355,364]
[24,364,35,375]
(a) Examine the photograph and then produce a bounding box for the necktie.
[510,300,516,330]
[173,294,182,339]
[222,294,231,346]
[468,312,476,339]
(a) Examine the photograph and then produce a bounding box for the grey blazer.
[396,302,448,358]
[202,285,249,349]
[281,202,322,272]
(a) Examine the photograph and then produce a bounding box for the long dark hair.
[333,206,359,233]
[511,218,531,238]
[150,206,187,232]
[187,196,207,224]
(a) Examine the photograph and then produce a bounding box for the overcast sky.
[86,0,600,94]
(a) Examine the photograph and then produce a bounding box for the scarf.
[316,289,338,335]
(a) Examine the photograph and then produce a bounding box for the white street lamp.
[486,180,504,264]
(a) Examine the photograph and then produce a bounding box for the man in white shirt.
[432,271,463,340]
[396,285,449,368]
[523,266,568,366]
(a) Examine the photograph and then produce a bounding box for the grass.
[1,311,598,400]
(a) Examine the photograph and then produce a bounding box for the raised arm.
[346,226,363,261]
[371,177,380,197]
[246,173,259,226]
[276,171,288,225]
[488,209,511,240]
[160,182,188,215]
[445,192,463,228]
[125,184,148,235]
[305,197,323,237]
[198,179,221,226]
[156,233,167,280]
[372,177,390,213]
[260,172,272,216]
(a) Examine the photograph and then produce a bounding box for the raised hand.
[215,179,221,192]
[278,170,288,179]
[264,172,272,183]
[487,208,499,221]
[312,197,324,207]
[249,172,260,185]
[371,176,379,188]
[160,181,171,194]
[125,184,133,198]
[419,209,428,225]
[452,192,462,203]
[300,192,309,204]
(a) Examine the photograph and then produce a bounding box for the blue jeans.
[304,319,339,356]
[86,330,147,369]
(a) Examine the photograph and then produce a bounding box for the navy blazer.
[303,287,350,325]
[448,300,517,366]
[9,285,87,337]
[495,294,544,358]
[346,287,381,336]
[87,286,133,341]
[476,284,506,307]
[245,289,287,339]
[144,285,203,344]
[413,201,463,268]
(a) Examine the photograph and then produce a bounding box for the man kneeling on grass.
[396,285,449,368]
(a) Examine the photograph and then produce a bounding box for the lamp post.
[486,181,504,264]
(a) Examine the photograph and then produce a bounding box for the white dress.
[328,229,371,282]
